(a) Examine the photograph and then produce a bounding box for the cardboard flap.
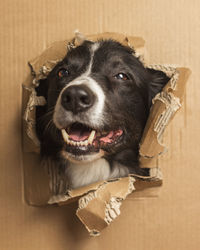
[76,175,162,236]
[139,67,191,166]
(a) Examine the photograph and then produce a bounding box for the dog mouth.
[61,122,123,157]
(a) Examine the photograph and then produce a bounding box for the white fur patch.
[66,158,110,189]
[85,42,100,75]
[53,42,105,128]
[66,159,130,189]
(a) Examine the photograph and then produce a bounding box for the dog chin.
[61,149,105,164]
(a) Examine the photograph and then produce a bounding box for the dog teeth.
[88,130,96,145]
[80,141,88,146]
[72,141,76,146]
[61,129,96,147]
[69,140,73,146]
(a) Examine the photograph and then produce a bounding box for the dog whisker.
[43,118,58,136]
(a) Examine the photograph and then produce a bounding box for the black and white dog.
[36,39,169,189]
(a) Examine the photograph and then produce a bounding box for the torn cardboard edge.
[139,66,191,167]
[76,174,163,236]
[48,167,162,205]
[76,176,146,236]
[48,168,162,236]
[22,31,191,235]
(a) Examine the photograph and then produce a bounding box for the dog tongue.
[100,130,123,143]
[68,126,123,143]
[100,131,114,143]
[69,130,90,141]
[68,123,92,141]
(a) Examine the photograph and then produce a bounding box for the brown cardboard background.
[0,0,200,249]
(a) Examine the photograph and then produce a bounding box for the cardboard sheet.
[1,0,200,249]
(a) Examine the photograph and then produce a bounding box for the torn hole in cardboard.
[22,31,191,235]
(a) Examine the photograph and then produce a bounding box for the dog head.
[36,39,169,164]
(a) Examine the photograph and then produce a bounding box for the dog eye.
[58,68,69,78]
[114,73,129,81]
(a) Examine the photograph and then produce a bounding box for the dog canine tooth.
[88,130,96,144]
[61,129,69,143]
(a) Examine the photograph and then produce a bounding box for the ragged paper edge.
[47,167,162,236]
[48,166,162,205]
[153,92,181,143]
[104,177,135,224]
[139,66,191,166]
[75,170,162,236]
[76,176,136,236]
[140,64,180,159]
[22,85,46,148]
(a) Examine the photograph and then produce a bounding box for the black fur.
[36,39,169,178]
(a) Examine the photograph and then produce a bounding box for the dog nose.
[61,85,95,114]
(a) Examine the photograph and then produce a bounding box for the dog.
[35,39,169,190]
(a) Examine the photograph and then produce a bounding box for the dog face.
[36,39,169,168]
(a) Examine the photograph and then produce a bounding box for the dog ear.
[147,68,170,107]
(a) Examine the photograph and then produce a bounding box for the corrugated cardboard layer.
[1,0,200,249]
